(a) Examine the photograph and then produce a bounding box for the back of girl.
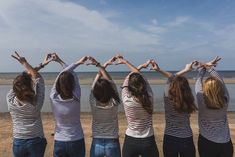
[50,54,87,157]
[151,60,197,157]
[195,57,233,157]
[88,56,121,157]
[116,56,159,157]
[7,52,51,157]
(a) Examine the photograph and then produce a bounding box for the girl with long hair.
[7,52,52,157]
[50,53,88,157]
[115,55,159,157]
[150,60,197,157]
[87,56,121,157]
[195,56,233,157]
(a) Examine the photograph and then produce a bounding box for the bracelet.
[95,62,101,67]
[39,63,45,68]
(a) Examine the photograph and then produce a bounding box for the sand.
[0,112,234,157]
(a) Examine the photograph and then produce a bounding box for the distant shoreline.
[1,78,235,85]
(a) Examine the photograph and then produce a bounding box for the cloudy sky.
[0,0,235,72]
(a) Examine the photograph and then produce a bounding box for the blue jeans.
[13,137,47,157]
[54,138,85,157]
[163,134,195,157]
[90,138,121,157]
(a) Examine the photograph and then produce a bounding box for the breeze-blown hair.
[56,71,75,100]
[168,76,197,113]
[203,76,227,109]
[93,78,120,104]
[13,72,35,103]
[128,73,153,114]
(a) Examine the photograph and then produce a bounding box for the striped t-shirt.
[90,80,119,139]
[195,68,231,143]
[7,75,45,139]
[122,73,154,138]
[164,76,193,138]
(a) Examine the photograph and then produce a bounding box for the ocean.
[0,71,235,112]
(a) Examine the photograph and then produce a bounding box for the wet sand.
[0,112,234,157]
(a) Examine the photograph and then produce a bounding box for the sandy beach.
[0,112,234,157]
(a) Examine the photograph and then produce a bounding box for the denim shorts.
[13,137,47,157]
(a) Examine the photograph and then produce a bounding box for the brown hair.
[203,76,227,109]
[56,71,75,100]
[128,73,153,114]
[13,72,35,103]
[168,76,197,113]
[93,78,120,104]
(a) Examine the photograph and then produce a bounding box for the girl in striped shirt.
[7,52,52,157]
[116,55,159,157]
[87,56,121,157]
[150,60,197,157]
[195,57,233,157]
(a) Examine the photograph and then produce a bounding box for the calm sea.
[0,71,235,112]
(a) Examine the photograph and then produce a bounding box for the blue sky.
[0,0,235,72]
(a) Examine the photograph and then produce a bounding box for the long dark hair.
[168,76,197,113]
[93,78,120,104]
[13,72,35,103]
[56,71,75,100]
[128,73,153,114]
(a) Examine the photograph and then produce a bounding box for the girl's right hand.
[11,51,27,65]
[150,60,160,71]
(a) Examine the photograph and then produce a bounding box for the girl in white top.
[87,56,121,157]
[116,55,159,157]
[50,53,87,157]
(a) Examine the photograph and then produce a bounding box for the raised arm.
[115,55,139,73]
[87,56,112,82]
[11,51,39,79]
[34,54,54,71]
[175,61,198,76]
[150,60,172,78]
[137,60,152,71]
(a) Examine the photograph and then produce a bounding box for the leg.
[141,136,159,157]
[163,135,178,157]
[27,137,47,157]
[219,140,234,157]
[180,136,195,157]
[90,138,104,157]
[69,138,86,157]
[198,134,219,157]
[122,135,139,157]
[13,138,28,157]
[105,139,121,157]
[53,140,68,157]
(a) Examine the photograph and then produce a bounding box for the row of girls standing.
[7,52,233,157]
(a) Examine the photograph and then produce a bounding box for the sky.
[0,0,235,72]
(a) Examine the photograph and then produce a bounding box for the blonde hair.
[203,77,227,109]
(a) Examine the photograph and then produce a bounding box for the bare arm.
[115,55,139,73]
[176,61,198,76]
[137,60,152,71]
[87,56,112,80]
[11,51,38,79]
[150,60,172,78]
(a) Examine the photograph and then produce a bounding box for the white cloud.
[0,0,160,55]
[168,16,190,27]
